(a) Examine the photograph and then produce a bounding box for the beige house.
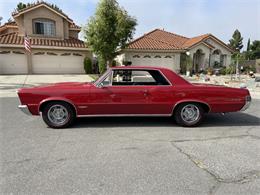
[0,1,91,74]
[117,29,234,73]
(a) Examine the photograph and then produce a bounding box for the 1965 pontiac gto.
[18,66,251,128]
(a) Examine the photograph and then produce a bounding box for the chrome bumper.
[240,96,251,111]
[18,105,32,115]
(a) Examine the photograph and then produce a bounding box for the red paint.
[17,66,250,116]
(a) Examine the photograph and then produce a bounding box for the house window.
[12,51,25,54]
[133,55,140,58]
[34,52,45,55]
[165,55,172,58]
[47,52,58,56]
[154,55,161,58]
[33,19,56,36]
[61,53,71,56]
[0,51,11,54]
[73,53,82,56]
[144,55,151,58]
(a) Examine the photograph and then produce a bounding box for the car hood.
[18,82,93,92]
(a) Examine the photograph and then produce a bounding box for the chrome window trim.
[95,68,172,87]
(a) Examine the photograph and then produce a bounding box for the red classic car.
[18,66,251,128]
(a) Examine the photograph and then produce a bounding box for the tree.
[229,29,243,52]
[247,38,250,51]
[250,40,260,59]
[17,2,27,11]
[0,16,2,26]
[84,0,137,73]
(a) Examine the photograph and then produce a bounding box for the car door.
[87,69,149,115]
[87,69,174,116]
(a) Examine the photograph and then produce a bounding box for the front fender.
[38,97,78,115]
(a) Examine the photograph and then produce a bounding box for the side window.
[112,70,170,86]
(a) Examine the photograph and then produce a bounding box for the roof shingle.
[126,29,233,52]
[0,32,87,48]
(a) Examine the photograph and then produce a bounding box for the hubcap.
[47,105,69,125]
[181,104,200,123]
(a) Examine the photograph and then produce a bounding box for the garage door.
[0,51,27,74]
[32,52,85,74]
[130,54,177,71]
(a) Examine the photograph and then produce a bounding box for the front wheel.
[174,103,204,127]
[42,102,76,128]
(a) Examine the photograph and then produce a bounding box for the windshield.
[94,69,111,85]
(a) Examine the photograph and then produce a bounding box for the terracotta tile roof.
[126,29,233,52]
[69,23,81,30]
[182,34,210,48]
[0,21,18,32]
[127,29,189,50]
[0,32,87,48]
[12,1,73,23]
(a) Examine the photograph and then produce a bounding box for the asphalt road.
[0,97,260,195]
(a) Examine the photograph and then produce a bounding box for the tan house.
[117,29,234,73]
[0,1,91,74]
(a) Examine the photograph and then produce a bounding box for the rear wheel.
[42,102,75,128]
[174,103,204,127]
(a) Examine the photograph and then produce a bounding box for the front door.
[87,69,173,115]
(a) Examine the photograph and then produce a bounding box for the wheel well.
[39,100,77,115]
[173,101,210,114]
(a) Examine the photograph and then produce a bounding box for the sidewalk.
[0,75,93,97]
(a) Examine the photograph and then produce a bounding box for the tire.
[174,103,204,127]
[42,101,76,129]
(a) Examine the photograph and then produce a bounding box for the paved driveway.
[0,75,260,194]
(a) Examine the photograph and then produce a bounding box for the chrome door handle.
[143,89,149,96]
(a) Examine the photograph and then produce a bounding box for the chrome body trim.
[240,95,251,111]
[77,114,171,118]
[18,105,32,115]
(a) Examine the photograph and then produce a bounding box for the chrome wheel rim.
[47,105,69,126]
[181,104,200,123]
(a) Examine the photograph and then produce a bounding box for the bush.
[225,65,235,74]
[122,61,132,66]
[84,57,92,74]
[112,60,117,67]
[98,57,107,74]
[219,67,227,75]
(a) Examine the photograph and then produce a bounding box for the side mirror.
[97,82,104,88]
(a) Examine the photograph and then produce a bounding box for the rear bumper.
[18,105,32,115]
[240,96,251,111]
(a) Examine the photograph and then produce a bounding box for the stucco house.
[116,29,234,73]
[0,1,91,74]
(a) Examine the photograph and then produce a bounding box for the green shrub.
[112,60,117,67]
[219,67,226,75]
[84,57,92,74]
[225,65,235,74]
[98,57,107,74]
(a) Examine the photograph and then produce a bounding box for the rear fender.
[172,99,211,114]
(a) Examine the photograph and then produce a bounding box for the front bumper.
[18,105,32,115]
[240,96,251,111]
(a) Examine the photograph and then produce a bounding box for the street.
[0,96,259,194]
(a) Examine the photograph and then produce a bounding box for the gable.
[205,37,233,54]
[13,3,73,23]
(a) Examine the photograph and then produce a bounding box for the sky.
[0,0,259,50]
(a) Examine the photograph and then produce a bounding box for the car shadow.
[72,112,260,129]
